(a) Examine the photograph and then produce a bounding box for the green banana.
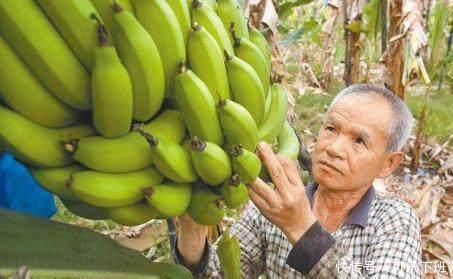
[0,105,95,167]
[233,34,270,95]
[36,0,100,70]
[142,181,192,217]
[60,198,109,220]
[191,0,234,55]
[258,83,288,143]
[217,228,241,279]
[188,23,231,103]
[249,27,272,74]
[30,165,85,201]
[217,98,259,152]
[68,167,164,207]
[217,0,249,43]
[105,200,157,226]
[0,0,91,110]
[187,0,218,11]
[65,110,186,173]
[113,4,165,122]
[90,0,134,38]
[188,182,225,225]
[230,145,261,184]
[225,53,265,126]
[220,174,249,209]
[0,34,80,128]
[189,137,232,186]
[277,120,300,160]
[91,17,133,138]
[167,0,191,43]
[174,64,224,146]
[140,131,198,183]
[132,0,186,98]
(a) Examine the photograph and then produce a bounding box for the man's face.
[312,94,393,192]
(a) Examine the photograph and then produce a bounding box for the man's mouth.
[318,160,342,174]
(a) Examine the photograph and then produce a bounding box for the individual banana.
[167,0,191,44]
[140,131,198,183]
[91,17,133,138]
[233,33,270,95]
[217,228,241,279]
[0,34,81,128]
[30,165,86,201]
[36,0,100,70]
[188,182,225,225]
[105,200,157,226]
[191,0,234,55]
[60,198,109,220]
[220,174,249,209]
[68,167,164,207]
[90,0,134,38]
[188,23,231,103]
[189,137,232,186]
[142,181,192,217]
[0,0,91,110]
[217,0,249,43]
[249,26,272,74]
[174,64,224,146]
[113,4,165,122]
[217,99,259,152]
[0,105,95,167]
[132,0,186,98]
[230,145,261,184]
[65,110,186,174]
[225,53,265,126]
[258,83,288,143]
[277,120,300,160]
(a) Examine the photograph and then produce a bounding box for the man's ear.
[378,151,403,178]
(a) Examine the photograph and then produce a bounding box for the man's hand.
[248,142,317,245]
[175,213,209,267]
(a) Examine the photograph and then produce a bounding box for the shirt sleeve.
[173,203,267,278]
[286,200,422,278]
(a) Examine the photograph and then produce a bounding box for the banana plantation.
[0,0,451,278]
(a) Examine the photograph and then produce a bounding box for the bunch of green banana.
[258,83,289,143]
[30,165,85,201]
[217,0,249,42]
[140,131,198,183]
[188,182,225,225]
[105,200,157,226]
[113,3,165,122]
[0,35,80,128]
[230,145,261,184]
[277,120,300,160]
[189,137,232,186]
[36,0,100,70]
[90,0,134,39]
[68,167,164,207]
[65,110,186,173]
[91,16,133,138]
[225,52,265,126]
[187,23,231,103]
[0,0,90,110]
[167,0,191,44]
[191,0,234,55]
[142,181,192,217]
[0,105,95,167]
[132,0,186,97]
[174,64,224,146]
[217,99,259,152]
[248,27,272,73]
[217,228,241,279]
[220,174,249,209]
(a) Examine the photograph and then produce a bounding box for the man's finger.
[248,176,278,206]
[256,142,291,192]
[247,186,270,212]
[276,154,304,188]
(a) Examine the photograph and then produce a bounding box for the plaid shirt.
[174,183,422,278]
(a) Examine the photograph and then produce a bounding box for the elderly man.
[175,84,422,278]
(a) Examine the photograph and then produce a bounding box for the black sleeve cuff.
[286,221,336,274]
[174,237,210,275]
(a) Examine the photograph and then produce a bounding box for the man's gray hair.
[328,84,413,152]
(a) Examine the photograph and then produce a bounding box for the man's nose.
[325,135,346,159]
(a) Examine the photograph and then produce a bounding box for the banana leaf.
[0,209,192,278]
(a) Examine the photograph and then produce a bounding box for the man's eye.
[326,126,335,132]
[356,138,366,146]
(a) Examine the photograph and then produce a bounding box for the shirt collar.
[305,182,375,228]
